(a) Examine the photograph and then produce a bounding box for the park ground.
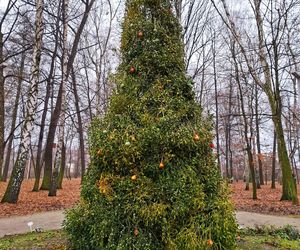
[1,227,300,250]
[0,179,299,218]
[0,179,300,249]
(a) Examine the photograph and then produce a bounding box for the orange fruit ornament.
[97,149,103,156]
[134,227,139,236]
[209,143,215,149]
[131,175,137,181]
[193,133,200,141]
[129,66,136,74]
[137,31,143,38]
[159,162,165,169]
[207,239,213,246]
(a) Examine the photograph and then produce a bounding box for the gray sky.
[0,0,9,10]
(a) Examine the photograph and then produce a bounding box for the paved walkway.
[0,211,64,238]
[236,211,300,230]
[0,210,299,238]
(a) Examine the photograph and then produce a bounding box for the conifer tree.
[65,0,237,249]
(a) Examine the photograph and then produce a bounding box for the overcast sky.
[0,0,9,10]
[0,0,8,10]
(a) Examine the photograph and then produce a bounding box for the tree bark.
[71,67,86,180]
[41,0,95,190]
[255,83,264,185]
[49,0,68,197]
[1,51,25,182]
[32,0,61,191]
[212,37,221,173]
[273,110,297,202]
[1,0,43,203]
[254,0,297,204]
[225,74,233,179]
[0,32,5,179]
[57,142,66,189]
[231,41,257,199]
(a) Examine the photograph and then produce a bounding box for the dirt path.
[0,210,299,238]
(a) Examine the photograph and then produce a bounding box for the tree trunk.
[1,51,25,182]
[253,0,297,204]
[57,142,66,189]
[252,136,261,189]
[212,37,221,173]
[0,32,4,179]
[247,146,257,199]
[71,67,86,180]
[244,153,250,190]
[274,112,298,203]
[231,41,257,199]
[225,78,233,179]
[33,2,61,191]
[1,0,43,203]
[49,0,68,197]
[41,0,96,190]
[40,83,62,190]
[255,84,264,185]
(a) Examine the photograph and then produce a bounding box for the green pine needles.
[64,0,237,249]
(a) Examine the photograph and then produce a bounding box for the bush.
[64,0,237,249]
[240,225,300,241]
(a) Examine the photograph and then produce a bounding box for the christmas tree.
[65,0,237,249]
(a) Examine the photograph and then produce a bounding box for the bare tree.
[40,0,96,190]
[2,50,25,182]
[0,0,18,180]
[1,0,44,203]
[49,0,69,197]
[211,0,299,204]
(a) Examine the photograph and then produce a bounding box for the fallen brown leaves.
[230,181,300,215]
[0,179,299,218]
[0,179,81,218]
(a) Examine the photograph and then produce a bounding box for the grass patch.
[237,235,300,250]
[0,230,70,250]
[237,225,300,250]
[0,225,299,249]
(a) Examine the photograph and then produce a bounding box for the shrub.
[64,0,237,249]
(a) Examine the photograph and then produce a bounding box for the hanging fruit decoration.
[134,227,139,236]
[131,175,137,181]
[130,66,136,74]
[209,143,215,149]
[193,133,200,142]
[137,31,143,38]
[97,149,103,156]
[207,239,213,246]
[159,162,165,169]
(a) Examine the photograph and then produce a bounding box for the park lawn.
[0,229,300,250]
[0,230,70,250]
[237,235,300,249]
